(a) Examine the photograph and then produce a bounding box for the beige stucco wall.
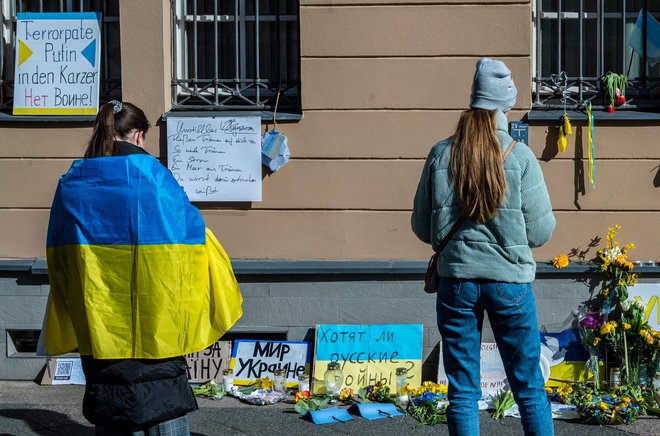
[0,0,658,261]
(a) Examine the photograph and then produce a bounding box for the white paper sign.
[167,117,262,202]
[230,340,311,387]
[629,283,660,330]
[13,12,101,115]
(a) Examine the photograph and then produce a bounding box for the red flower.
[606,105,615,113]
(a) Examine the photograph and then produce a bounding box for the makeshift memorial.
[229,386,288,405]
[405,381,449,427]
[490,389,515,421]
[544,225,660,425]
[358,380,397,404]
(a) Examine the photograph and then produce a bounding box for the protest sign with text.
[230,340,311,387]
[13,12,101,115]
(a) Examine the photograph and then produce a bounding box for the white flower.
[603,247,621,262]
[622,299,645,311]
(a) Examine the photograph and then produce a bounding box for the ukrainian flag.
[39,154,243,359]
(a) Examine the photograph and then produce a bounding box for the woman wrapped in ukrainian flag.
[38,100,243,435]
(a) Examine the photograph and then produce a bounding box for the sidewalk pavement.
[0,381,658,435]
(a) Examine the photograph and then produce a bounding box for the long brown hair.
[84,101,150,158]
[449,109,507,223]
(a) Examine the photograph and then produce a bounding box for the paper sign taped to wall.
[13,12,101,115]
[167,116,262,202]
[185,340,232,383]
[313,324,423,394]
[230,340,311,387]
[41,357,86,385]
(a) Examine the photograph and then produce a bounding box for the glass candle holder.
[273,368,287,392]
[297,373,310,392]
[222,368,234,392]
[323,362,344,396]
[395,367,409,402]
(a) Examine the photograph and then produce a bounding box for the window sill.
[528,109,660,122]
[161,110,303,122]
[0,112,96,123]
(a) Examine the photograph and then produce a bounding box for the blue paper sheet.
[353,403,404,420]
[309,407,354,425]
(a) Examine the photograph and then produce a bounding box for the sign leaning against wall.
[13,12,102,116]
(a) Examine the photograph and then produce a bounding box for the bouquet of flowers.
[358,380,397,404]
[405,382,449,427]
[565,383,642,424]
[597,225,638,306]
[577,307,605,389]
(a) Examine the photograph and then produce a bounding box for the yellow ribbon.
[586,102,596,188]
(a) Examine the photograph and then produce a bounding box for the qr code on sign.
[54,361,73,380]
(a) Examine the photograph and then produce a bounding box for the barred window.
[533,0,660,110]
[172,0,301,113]
[0,0,121,112]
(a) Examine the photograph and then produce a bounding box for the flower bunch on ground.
[405,381,449,427]
[490,389,516,421]
[358,380,397,404]
[338,387,355,404]
[545,384,574,403]
[293,393,330,416]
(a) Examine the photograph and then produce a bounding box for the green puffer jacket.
[411,110,555,283]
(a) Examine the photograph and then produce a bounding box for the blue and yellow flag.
[40,154,242,359]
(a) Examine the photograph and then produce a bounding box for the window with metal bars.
[0,0,121,112]
[172,0,301,113]
[533,0,660,110]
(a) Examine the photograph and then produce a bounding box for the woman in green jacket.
[412,58,555,436]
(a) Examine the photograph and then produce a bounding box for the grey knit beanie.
[470,58,517,112]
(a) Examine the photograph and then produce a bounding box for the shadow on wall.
[653,164,660,188]
[540,123,586,209]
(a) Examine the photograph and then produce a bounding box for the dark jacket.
[80,141,197,429]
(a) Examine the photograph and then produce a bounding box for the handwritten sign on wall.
[230,340,311,387]
[185,340,232,383]
[13,12,101,115]
[166,117,262,202]
[313,324,423,394]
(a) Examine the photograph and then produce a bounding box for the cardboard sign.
[13,12,101,115]
[437,343,507,396]
[185,340,232,383]
[166,117,262,202]
[629,283,660,330]
[230,340,311,387]
[313,324,423,394]
[41,357,86,385]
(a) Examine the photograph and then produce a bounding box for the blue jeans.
[436,278,554,436]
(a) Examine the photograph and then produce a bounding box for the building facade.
[1,0,659,380]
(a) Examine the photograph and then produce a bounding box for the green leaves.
[408,400,448,427]
[294,395,331,416]
[490,389,516,421]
